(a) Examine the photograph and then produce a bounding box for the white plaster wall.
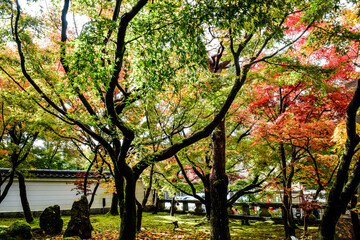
[0,178,112,213]
[0,178,150,213]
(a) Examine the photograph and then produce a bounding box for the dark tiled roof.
[0,168,111,179]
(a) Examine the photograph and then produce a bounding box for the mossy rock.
[40,205,63,235]
[0,226,8,232]
[0,229,13,240]
[8,221,33,240]
[64,195,93,239]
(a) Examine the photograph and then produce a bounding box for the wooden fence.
[158,199,323,224]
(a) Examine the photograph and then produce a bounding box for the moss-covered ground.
[0,212,319,239]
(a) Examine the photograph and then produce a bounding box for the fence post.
[170,197,177,216]
[183,201,188,213]
[242,204,250,225]
[259,204,271,217]
[159,200,165,212]
[194,202,203,215]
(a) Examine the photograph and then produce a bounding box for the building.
[0,168,149,216]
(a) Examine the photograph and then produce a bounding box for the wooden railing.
[158,199,205,214]
[158,199,324,223]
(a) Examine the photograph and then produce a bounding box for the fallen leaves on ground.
[137,229,210,239]
[33,229,210,239]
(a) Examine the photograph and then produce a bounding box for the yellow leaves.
[332,120,347,148]
[100,178,116,194]
[332,120,360,152]
[341,2,360,28]
[350,72,360,79]
[350,202,360,213]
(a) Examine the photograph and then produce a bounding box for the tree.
[0,82,41,223]
[312,2,360,238]
[1,0,335,239]
[247,40,353,238]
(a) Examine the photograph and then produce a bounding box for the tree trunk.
[153,193,159,214]
[119,172,137,240]
[279,143,296,239]
[110,193,119,215]
[89,181,100,208]
[282,194,296,239]
[318,203,343,240]
[210,120,230,240]
[304,213,309,235]
[351,193,360,240]
[114,173,125,218]
[135,163,154,231]
[170,197,176,216]
[0,171,15,203]
[319,79,360,240]
[136,200,143,232]
[142,164,154,209]
[17,172,33,223]
[204,186,211,219]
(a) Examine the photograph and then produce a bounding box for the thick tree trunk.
[210,121,231,240]
[110,193,119,215]
[319,79,360,240]
[318,204,343,240]
[17,172,33,223]
[114,173,125,218]
[119,172,137,240]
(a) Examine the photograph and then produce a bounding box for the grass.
[0,212,319,239]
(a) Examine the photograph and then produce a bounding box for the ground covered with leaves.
[0,212,319,239]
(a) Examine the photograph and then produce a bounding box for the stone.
[0,229,12,240]
[64,195,93,239]
[40,205,63,235]
[7,221,33,240]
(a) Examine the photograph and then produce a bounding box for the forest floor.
[0,212,319,239]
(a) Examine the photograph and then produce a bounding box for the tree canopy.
[0,0,359,239]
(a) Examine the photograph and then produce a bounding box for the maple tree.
[153,94,273,219]
[0,74,43,223]
[247,34,354,237]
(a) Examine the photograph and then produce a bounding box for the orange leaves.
[249,79,350,150]
[0,149,9,157]
[92,230,119,240]
[137,229,210,240]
